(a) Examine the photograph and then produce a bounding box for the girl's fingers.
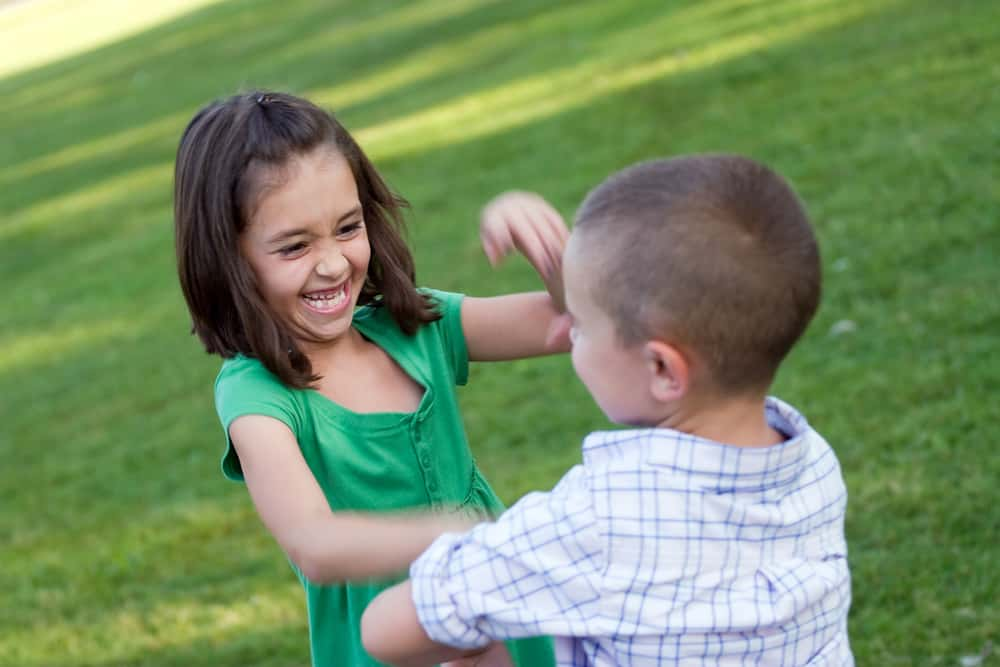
[511,203,556,276]
[481,192,568,279]
[528,204,567,278]
[546,312,572,348]
[546,205,571,245]
[543,262,566,312]
[480,214,514,266]
[538,196,570,239]
[527,195,569,267]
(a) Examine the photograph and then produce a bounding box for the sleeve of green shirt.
[214,357,301,481]
[420,288,469,387]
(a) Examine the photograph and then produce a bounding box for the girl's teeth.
[305,287,346,308]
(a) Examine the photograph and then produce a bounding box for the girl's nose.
[316,244,349,278]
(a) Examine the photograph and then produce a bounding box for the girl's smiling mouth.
[302,282,350,314]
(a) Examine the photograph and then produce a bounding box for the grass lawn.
[1,0,997,665]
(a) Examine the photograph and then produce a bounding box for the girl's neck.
[300,326,369,374]
[303,324,426,414]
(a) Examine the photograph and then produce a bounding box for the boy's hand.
[443,642,514,667]
[480,191,569,311]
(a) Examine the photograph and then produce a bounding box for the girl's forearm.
[463,291,571,361]
[286,511,476,583]
[362,580,498,667]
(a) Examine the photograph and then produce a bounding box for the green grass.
[2,0,997,665]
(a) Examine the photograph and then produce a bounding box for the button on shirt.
[411,397,853,666]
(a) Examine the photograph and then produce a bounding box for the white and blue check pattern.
[411,397,853,666]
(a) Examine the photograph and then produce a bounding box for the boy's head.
[563,154,820,425]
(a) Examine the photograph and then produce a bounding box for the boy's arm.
[463,191,572,361]
[365,466,602,661]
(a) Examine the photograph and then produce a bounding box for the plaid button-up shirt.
[411,397,853,666]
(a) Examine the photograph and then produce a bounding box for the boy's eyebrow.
[266,205,363,243]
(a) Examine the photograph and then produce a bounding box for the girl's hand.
[480,191,569,311]
[443,642,514,667]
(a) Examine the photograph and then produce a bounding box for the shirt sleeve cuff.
[409,532,493,650]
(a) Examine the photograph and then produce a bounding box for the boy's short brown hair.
[574,154,820,396]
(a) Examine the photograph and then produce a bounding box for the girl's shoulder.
[216,353,283,386]
[214,354,296,408]
[355,288,469,386]
[355,288,464,345]
[417,287,463,315]
[355,288,463,325]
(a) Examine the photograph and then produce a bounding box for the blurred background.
[1,0,997,665]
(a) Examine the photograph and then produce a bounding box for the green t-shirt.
[215,289,554,667]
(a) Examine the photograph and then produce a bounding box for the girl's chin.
[291,317,357,347]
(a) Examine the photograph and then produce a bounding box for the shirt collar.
[580,397,814,491]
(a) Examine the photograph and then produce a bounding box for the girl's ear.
[643,340,690,403]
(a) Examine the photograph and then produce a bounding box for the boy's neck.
[654,392,785,448]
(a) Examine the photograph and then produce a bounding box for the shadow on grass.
[0,0,674,210]
[1,0,896,221]
[2,0,910,298]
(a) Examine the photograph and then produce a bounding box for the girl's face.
[240,147,371,351]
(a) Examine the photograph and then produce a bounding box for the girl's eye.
[569,326,580,343]
[278,242,306,256]
[338,221,364,237]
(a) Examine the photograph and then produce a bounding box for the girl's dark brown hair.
[174,91,439,388]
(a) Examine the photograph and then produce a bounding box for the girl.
[174,91,567,667]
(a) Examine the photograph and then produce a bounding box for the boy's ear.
[643,340,689,403]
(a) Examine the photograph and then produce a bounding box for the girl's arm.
[229,414,475,583]
[462,292,570,361]
[362,581,511,667]
[360,579,461,666]
[463,191,572,361]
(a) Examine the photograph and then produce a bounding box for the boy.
[361,155,853,666]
